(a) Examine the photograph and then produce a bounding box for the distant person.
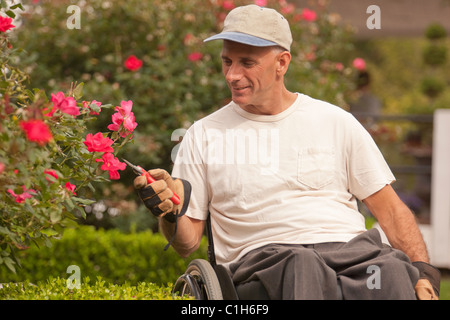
[350,70,382,128]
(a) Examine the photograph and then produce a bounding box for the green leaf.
[5,10,15,19]
[50,210,62,223]
[72,197,96,206]
[0,226,14,236]
[87,183,95,193]
[99,103,113,109]
[72,82,84,100]
[41,229,59,237]
[43,236,52,248]
[10,3,25,11]
[53,134,66,142]
[24,203,35,215]
[3,256,16,273]
[64,198,75,211]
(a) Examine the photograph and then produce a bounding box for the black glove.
[133,168,191,223]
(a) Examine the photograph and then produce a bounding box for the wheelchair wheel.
[173,259,223,300]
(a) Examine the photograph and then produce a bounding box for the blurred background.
[2,0,450,284]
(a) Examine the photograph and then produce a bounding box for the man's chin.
[231,95,250,108]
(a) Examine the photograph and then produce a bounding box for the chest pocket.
[298,147,335,189]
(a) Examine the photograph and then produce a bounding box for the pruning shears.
[123,159,181,205]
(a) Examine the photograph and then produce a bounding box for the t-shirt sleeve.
[346,115,396,200]
[171,122,209,221]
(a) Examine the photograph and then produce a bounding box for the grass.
[439,274,450,300]
[0,277,190,300]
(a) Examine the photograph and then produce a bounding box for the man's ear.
[276,51,291,76]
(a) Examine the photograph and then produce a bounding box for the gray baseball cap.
[204,5,293,51]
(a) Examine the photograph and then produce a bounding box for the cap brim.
[204,31,278,47]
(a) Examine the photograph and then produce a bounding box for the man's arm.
[362,184,429,262]
[363,184,442,299]
[160,215,205,258]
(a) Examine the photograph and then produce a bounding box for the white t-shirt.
[172,93,395,267]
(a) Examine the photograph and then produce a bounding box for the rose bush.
[0,4,134,272]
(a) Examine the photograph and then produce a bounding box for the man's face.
[221,40,282,111]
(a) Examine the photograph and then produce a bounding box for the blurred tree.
[421,22,448,99]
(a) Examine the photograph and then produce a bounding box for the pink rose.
[20,119,53,146]
[7,186,37,203]
[0,16,15,32]
[124,55,143,71]
[188,52,203,62]
[49,92,80,117]
[222,0,235,10]
[353,58,366,71]
[108,100,138,137]
[65,182,77,195]
[44,169,59,183]
[301,8,317,22]
[83,132,114,153]
[95,152,126,180]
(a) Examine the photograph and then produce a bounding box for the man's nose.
[225,64,243,83]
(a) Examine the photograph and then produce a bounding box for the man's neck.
[239,89,297,115]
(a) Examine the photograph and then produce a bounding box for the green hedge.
[0,226,208,286]
[0,277,189,300]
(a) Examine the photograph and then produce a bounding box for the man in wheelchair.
[133,5,440,299]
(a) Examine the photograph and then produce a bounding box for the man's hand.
[413,261,440,300]
[415,279,438,300]
[134,168,191,223]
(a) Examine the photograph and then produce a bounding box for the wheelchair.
[172,215,344,300]
[172,215,270,300]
